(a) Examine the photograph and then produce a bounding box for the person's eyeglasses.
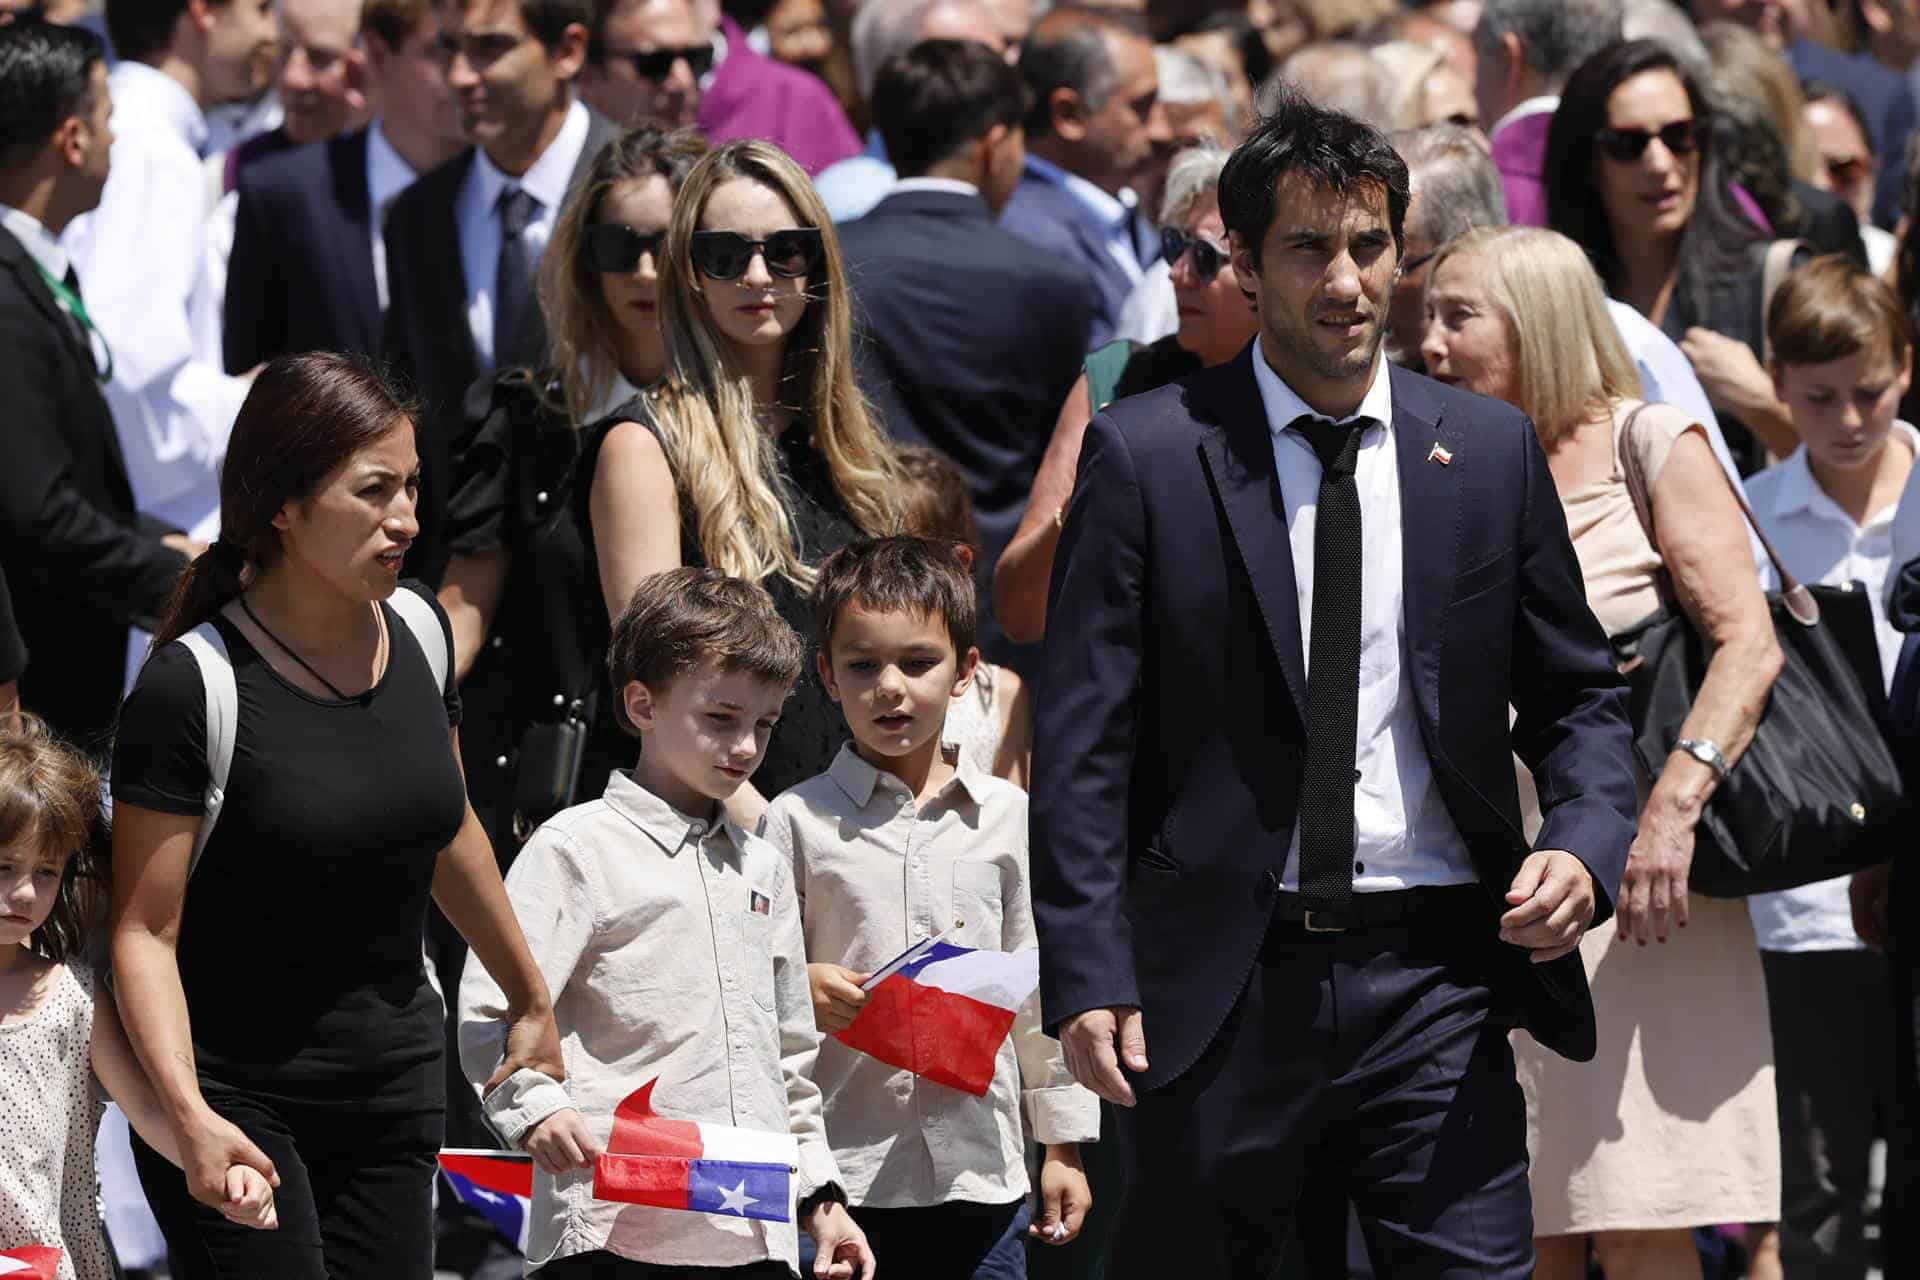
[1161,226,1229,282]
[689,228,824,280]
[1595,120,1700,162]
[1823,154,1871,188]
[584,223,667,273]
[1396,247,1440,278]
[612,43,717,82]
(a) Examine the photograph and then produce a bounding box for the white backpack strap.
[387,584,452,696]
[173,622,237,880]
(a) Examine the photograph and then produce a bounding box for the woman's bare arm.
[995,373,1094,644]
[440,552,508,684]
[588,420,684,622]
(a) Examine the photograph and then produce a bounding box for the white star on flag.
[717,1180,759,1216]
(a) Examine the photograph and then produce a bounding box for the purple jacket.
[698,19,861,176]
[1490,108,1552,228]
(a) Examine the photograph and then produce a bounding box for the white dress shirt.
[886,176,981,199]
[1114,258,1178,347]
[1743,424,1917,953]
[1022,153,1145,286]
[1250,345,1476,890]
[365,120,420,315]
[457,98,591,371]
[0,203,70,281]
[62,60,247,545]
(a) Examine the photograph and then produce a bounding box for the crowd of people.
[4,0,1920,1278]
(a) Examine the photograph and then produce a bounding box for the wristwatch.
[1673,737,1729,780]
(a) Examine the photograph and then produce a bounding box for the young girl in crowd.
[0,715,275,1280]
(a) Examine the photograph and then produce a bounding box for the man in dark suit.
[0,22,188,751]
[1000,8,1167,348]
[225,0,466,372]
[382,0,614,587]
[1033,93,1639,1277]
[840,39,1096,664]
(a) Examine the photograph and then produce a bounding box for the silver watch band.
[1674,737,1729,780]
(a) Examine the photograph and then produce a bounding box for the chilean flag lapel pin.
[1428,441,1453,466]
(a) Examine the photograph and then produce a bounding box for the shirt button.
[1352,768,1362,782]
[1354,861,1365,875]
[689,820,708,836]
[552,693,566,707]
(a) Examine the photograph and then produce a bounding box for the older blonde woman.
[1422,226,1784,1280]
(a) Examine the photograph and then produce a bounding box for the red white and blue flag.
[834,935,1040,1096]
[437,1149,533,1252]
[593,1079,797,1223]
[0,1247,63,1279]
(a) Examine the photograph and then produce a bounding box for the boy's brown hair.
[812,535,978,662]
[0,713,107,964]
[607,567,806,735]
[1768,252,1914,371]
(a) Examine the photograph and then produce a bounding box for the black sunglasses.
[1161,227,1229,282]
[614,43,716,82]
[690,228,824,281]
[1595,120,1700,162]
[584,223,666,273]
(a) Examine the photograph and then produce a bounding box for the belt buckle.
[1302,909,1348,934]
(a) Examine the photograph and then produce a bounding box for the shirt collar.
[602,768,746,858]
[365,119,419,220]
[1769,421,1919,531]
[590,370,642,421]
[0,204,69,282]
[1491,94,1560,138]
[889,176,981,200]
[1250,340,1395,439]
[111,60,209,156]
[824,740,986,810]
[1023,153,1132,234]
[470,96,589,219]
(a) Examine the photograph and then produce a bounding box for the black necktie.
[1294,414,1366,915]
[494,186,539,371]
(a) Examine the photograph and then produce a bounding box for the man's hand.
[803,1201,875,1279]
[521,1106,600,1175]
[1501,849,1597,963]
[1851,862,1893,952]
[808,963,870,1034]
[1028,1143,1091,1245]
[1060,1006,1148,1107]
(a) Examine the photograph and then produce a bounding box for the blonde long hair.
[1429,226,1642,444]
[646,140,902,588]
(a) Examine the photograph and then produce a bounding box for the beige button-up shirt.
[458,771,841,1272]
[760,745,1099,1209]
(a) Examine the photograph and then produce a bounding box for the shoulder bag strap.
[173,622,237,880]
[387,585,452,694]
[1619,403,1820,626]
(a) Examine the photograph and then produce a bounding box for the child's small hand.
[804,1200,875,1279]
[807,963,870,1034]
[1028,1144,1090,1246]
[219,1164,278,1231]
[522,1107,601,1175]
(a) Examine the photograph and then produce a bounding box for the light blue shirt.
[816,129,895,223]
[1021,153,1144,284]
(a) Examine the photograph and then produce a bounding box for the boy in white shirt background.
[458,566,874,1279]
[760,536,1099,1280]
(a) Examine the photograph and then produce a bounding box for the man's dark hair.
[813,535,979,663]
[1018,10,1124,139]
[106,0,193,64]
[874,40,1029,178]
[523,0,595,46]
[1219,85,1411,264]
[1802,79,1876,157]
[0,21,102,173]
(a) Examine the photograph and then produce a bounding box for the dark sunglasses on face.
[1595,120,1700,162]
[690,228,824,281]
[616,43,716,82]
[584,223,667,273]
[1823,154,1871,187]
[1161,226,1229,282]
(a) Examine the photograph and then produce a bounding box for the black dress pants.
[1885,864,1920,1277]
[1109,911,1534,1280]
[534,1254,791,1278]
[133,1086,441,1280]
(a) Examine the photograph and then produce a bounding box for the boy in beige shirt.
[459,568,874,1279]
[760,537,1099,1280]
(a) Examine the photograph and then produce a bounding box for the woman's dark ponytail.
[148,353,417,649]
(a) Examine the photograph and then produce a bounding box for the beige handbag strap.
[1759,238,1808,366]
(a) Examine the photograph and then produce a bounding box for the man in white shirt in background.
[63,0,277,547]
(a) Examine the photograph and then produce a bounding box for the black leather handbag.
[510,694,592,843]
[1616,406,1906,897]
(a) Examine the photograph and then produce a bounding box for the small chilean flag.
[593,1079,797,1223]
[437,1149,533,1252]
[0,1247,62,1279]
[834,934,1040,1096]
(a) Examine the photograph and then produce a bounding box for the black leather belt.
[1273,884,1488,934]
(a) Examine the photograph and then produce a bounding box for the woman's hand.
[804,1201,876,1279]
[179,1109,280,1215]
[1617,793,1696,945]
[485,1003,565,1093]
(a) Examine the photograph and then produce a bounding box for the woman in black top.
[110,354,562,1280]
[585,139,903,814]
[439,124,709,846]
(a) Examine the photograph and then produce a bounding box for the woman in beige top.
[1422,226,1786,1280]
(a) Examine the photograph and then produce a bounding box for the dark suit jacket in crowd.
[225,128,383,373]
[840,187,1099,657]
[0,225,185,751]
[1000,161,1154,349]
[1031,350,1639,1088]
[381,107,616,585]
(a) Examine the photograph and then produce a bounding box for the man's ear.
[623,680,658,733]
[1860,0,1893,38]
[550,21,590,82]
[816,650,841,704]
[343,48,371,116]
[952,542,976,574]
[1229,229,1260,306]
[52,113,88,170]
[1499,31,1527,93]
[1049,86,1087,143]
[184,0,217,39]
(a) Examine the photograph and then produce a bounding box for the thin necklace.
[239,596,376,702]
